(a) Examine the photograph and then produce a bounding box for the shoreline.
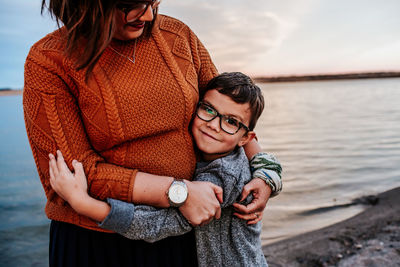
[253,71,400,83]
[262,187,400,266]
[0,89,22,96]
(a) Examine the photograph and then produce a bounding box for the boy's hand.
[232,178,271,225]
[49,150,89,208]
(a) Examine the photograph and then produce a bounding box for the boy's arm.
[100,199,192,243]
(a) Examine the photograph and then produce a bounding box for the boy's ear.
[238,131,256,147]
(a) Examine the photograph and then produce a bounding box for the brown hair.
[201,72,265,131]
[41,0,157,79]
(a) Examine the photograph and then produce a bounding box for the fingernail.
[49,153,53,159]
[72,159,77,164]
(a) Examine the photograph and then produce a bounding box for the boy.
[50,72,281,266]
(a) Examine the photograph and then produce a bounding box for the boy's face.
[192,89,255,161]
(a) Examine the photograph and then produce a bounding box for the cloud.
[161,1,297,72]
[202,10,291,70]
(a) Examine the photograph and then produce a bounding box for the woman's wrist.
[132,172,174,208]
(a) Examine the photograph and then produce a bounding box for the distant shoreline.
[2,72,400,94]
[0,89,22,96]
[253,71,400,83]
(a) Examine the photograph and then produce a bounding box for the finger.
[239,201,259,214]
[233,212,262,224]
[248,212,263,225]
[49,153,59,178]
[247,218,260,225]
[49,163,57,190]
[56,150,70,173]
[212,184,223,204]
[49,161,55,182]
[72,160,85,177]
[232,203,251,214]
[215,206,221,220]
[239,184,252,202]
[232,212,256,221]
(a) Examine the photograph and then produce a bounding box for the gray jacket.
[99,147,267,267]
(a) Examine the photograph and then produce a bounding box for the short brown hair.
[201,72,265,131]
[41,0,158,80]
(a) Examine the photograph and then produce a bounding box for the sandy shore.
[0,90,22,96]
[262,187,400,266]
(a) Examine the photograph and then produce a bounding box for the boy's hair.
[201,72,264,131]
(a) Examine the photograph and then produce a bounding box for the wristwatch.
[167,179,188,207]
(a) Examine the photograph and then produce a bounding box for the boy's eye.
[224,117,239,127]
[205,106,216,115]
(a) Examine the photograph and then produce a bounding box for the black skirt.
[49,220,198,267]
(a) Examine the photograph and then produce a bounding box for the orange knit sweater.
[23,15,218,232]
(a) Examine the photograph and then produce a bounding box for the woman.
[23,0,281,266]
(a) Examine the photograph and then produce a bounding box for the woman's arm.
[48,151,110,222]
[49,150,222,228]
[234,139,282,224]
[24,47,136,203]
[49,152,192,243]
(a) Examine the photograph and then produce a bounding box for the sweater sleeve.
[99,199,192,243]
[23,46,137,203]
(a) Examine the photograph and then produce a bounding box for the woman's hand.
[179,181,223,227]
[49,150,89,209]
[232,178,271,225]
[49,151,112,222]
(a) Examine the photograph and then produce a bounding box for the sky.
[1,0,400,89]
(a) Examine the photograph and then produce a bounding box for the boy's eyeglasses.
[196,102,250,135]
[117,0,161,22]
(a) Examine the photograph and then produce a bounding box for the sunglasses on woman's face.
[117,0,161,22]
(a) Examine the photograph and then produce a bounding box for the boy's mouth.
[201,130,219,141]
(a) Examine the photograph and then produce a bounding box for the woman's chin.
[113,27,144,41]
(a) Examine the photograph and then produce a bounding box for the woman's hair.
[41,0,158,79]
[201,72,265,131]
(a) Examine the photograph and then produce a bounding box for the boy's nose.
[206,117,221,132]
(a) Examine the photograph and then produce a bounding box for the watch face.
[170,183,188,204]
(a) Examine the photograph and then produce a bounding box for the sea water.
[0,78,399,264]
[0,95,49,266]
[258,78,400,244]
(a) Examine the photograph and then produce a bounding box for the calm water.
[0,95,49,266]
[1,78,400,265]
[258,78,400,244]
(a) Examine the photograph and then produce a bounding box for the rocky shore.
[262,187,400,267]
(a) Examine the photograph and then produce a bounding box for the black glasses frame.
[196,102,250,135]
[117,0,160,22]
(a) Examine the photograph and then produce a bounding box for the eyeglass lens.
[121,1,160,22]
[196,103,242,135]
